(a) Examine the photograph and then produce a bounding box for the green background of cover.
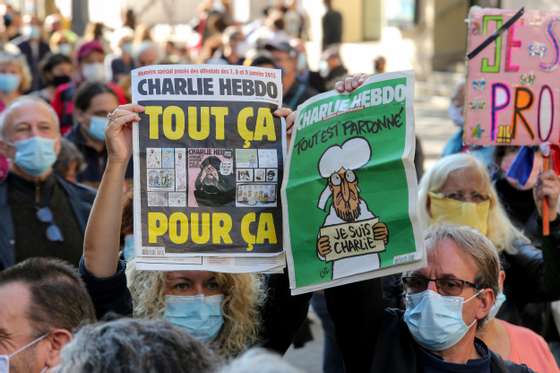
[286,77,417,287]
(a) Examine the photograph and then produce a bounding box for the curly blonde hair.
[126,262,264,358]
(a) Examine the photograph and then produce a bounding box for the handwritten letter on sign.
[465,8,560,146]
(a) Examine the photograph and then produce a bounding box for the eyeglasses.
[441,191,489,203]
[402,276,479,296]
[330,170,356,186]
[36,207,64,242]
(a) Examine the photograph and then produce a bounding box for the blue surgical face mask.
[404,289,481,351]
[487,291,506,320]
[121,42,133,55]
[14,137,57,177]
[58,43,72,56]
[0,73,20,94]
[88,115,109,141]
[122,234,135,262]
[164,294,224,343]
[448,103,464,127]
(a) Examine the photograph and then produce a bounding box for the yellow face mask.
[428,192,490,235]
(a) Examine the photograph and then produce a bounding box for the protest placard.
[465,8,560,146]
[132,64,286,272]
[282,71,425,294]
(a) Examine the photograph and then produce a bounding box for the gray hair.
[0,50,32,93]
[219,348,304,373]
[417,152,527,254]
[54,318,219,373]
[0,95,60,139]
[54,138,86,177]
[423,224,500,328]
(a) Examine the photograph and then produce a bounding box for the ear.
[498,271,506,291]
[74,108,87,127]
[53,136,62,156]
[0,139,15,158]
[475,289,495,322]
[45,328,72,368]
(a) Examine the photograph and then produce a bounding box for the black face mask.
[495,176,536,225]
[51,75,72,87]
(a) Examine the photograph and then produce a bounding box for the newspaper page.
[132,64,285,272]
[282,71,425,294]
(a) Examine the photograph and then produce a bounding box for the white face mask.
[81,63,106,82]
[0,334,48,373]
[234,41,249,58]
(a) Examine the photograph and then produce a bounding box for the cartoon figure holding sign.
[316,137,389,280]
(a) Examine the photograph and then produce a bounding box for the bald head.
[0,96,60,142]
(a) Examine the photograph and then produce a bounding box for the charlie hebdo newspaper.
[132,65,286,272]
[282,71,425,294]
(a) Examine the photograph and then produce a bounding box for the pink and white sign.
[465,8,560,145]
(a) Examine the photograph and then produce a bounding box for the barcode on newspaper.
[142,247,165,256]
[393,253,416,265]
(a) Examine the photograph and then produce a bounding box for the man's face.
[202,164,219,186]
[409,239,493,332]
[272,50,296,90]
[138,48,159,67]
[3,101,61,155]
[0,283,47,373]
[330,167,360,222]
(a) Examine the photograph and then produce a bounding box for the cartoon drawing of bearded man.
[316,137,389,280]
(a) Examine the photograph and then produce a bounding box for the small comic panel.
[148,191,168,206]
[266,168,278,182]
[236,183,277,207]
[146,148,162,168]
[254,169,266,182]
[236,168,253,182]
[235,149,258,168]
[147,169,175,191]
[168,192,187,207]
[258,149,278,168]
[162,148,175,168]
[187,148,236,207]
[175,148,187,192]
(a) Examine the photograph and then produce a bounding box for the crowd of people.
[0,1,559,373]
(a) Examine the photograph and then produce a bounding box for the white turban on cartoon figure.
[316,137,389,280]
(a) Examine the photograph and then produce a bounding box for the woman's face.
[0,62,20,76]
[77,92,118,127]
[437,166,488,203]
[50,62,73,78]
[164,271,222,297]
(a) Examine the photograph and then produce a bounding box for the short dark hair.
[0,258,96,335]
[54,137,86,177]
[56,318,219,373]
[74,82,118,112]
[39,53,72,81]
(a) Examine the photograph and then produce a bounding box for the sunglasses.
[402,276,479,297]
[36,207,64,242]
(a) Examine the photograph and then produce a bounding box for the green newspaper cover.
[282,71,425,294]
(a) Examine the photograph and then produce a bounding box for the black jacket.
[15,38,51,91]
[495,176,560,340]
[0,174,95,270]
[370,307,534,373]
